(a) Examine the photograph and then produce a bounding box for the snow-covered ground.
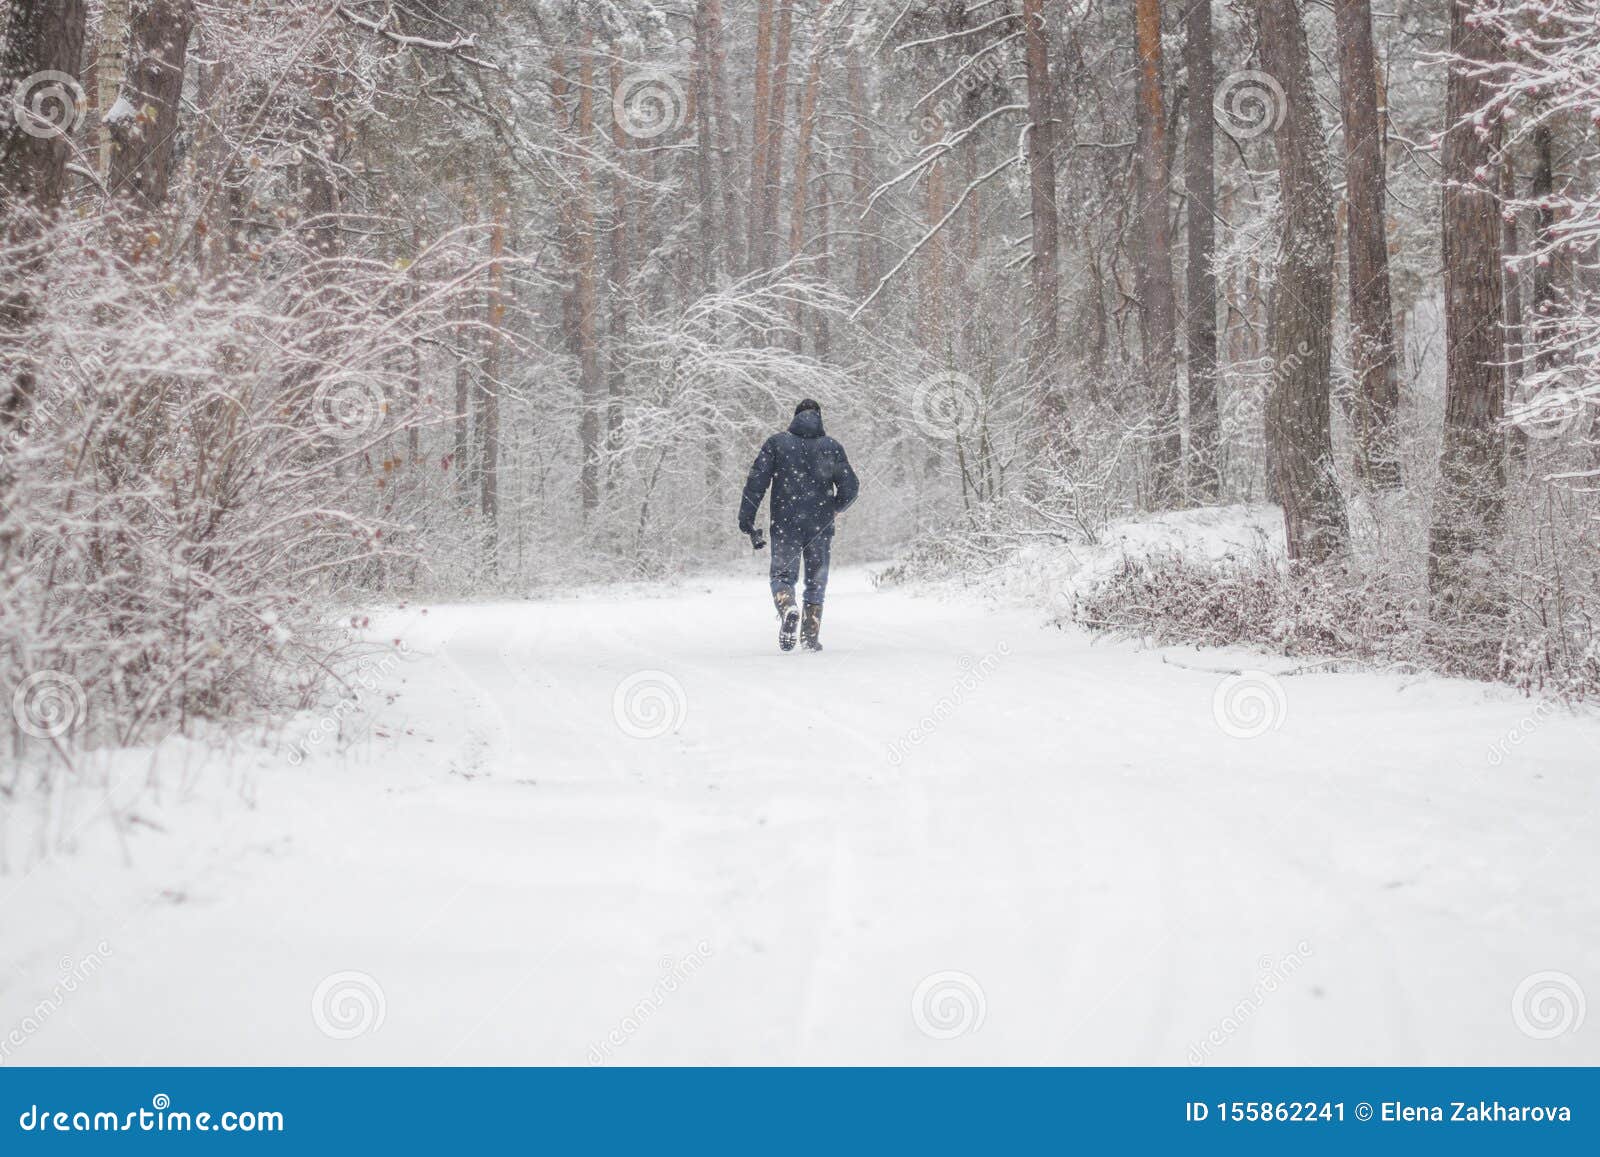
[976,501,1288,621]
[2,558,1597,1065]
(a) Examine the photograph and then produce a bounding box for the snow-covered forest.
[1,0,1598,1065]
[3,0,1598,747]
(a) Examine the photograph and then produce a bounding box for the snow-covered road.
[5,568,1598,1064]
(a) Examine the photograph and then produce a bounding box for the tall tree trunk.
[451,187,478,502]
[966,127,982,279]
[453,329,474,501]
[1333,0,1401,488]
[0,0,88,212]
[1428,1,1506,601]
[1258,0,1347,563]
[694,0,730,493]
[408,218,423,464]
[918,101,947,357]
[755,0,795,273]
[193,60,242,275]
[1530,117,1556,374]
[847,48,879,301]
[1135,0,1181,507]
[0,0,88,432]
[1182,0,1220,500]
[788,0,830,347]
[747,0,775,272]
[814,169,831,358]
[298,48,341,262]
[607,57,630,492]
[108,0,194,208]
[1500,159,1522,378]
[1022,0,1063,471]
[693,0,718,288]
[705,0,740,276]
[481,175,507,569]
[95,0,129,180]
[573,43,602,515]
[1501,158,1528,472]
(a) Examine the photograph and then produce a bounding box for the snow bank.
[946,503,1287,620]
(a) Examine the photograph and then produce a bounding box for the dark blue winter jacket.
[738,410,860,539]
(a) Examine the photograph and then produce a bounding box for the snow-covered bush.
[1072,551,1428,670]
[1070,525,1599,698]
[877,386,1155,588]
[0,202,495,760]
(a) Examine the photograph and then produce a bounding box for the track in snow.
[4,568,1597,1064]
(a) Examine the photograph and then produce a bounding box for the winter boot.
[774,587,800,652]
[800,603,824,652]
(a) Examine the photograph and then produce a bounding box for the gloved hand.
[749,527,767,551]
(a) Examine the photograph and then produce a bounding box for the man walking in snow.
[738,399,860,652]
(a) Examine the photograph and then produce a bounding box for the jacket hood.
[788,409,825,439]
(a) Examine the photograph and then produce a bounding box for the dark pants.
[770,525,833,605]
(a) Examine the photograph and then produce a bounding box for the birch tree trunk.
[96,0,129,180]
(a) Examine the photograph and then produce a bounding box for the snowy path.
[5,568,1598,1065]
